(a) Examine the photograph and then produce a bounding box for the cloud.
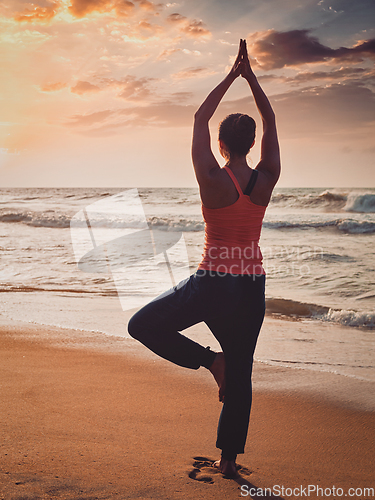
[100,75,157,101]
[61,80,375,138]
[249,29,375,69]
[215,81,375,142]
[135,0,162,12]
[258,67,375,86]
[66,100,197,135]
[180,19,210,39]
[68,0,130,18]
[119,102,195,127]
[157,47,201,61]
[277,83,375,138]
[167,12,185,22]
[170,91,193,102]
[285,67,372,85]
[11,0,211,45]
[40,82,68,92]
[167,12,211,39]
[274,83,374,137]
[68,0,113,18]
[67,0,163,18]
[157,48,181,60]
[116,78,154,100]
[113,0,136,17]
[257,74,280,83]
[60,75,157,100]
[135,19,163,37]
[1,29,51,44]
[100,51,150,68]
[68,110,115,126]
[172,66,216,79]
[71,80,101,94]
[14,1,61,22]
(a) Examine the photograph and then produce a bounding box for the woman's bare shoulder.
[199,167,239,209]
[250,169,277,206]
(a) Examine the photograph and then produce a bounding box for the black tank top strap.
[243,169,258,197]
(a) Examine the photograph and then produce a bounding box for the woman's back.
[198,162,274,209]
[199,166,267,276]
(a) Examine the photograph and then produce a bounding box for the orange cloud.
[172,67,216,79]
[118,78,154,100]
[180,20,210,39]
[71,81,101,94]
[113,0,135,17]
[14,1,61,22]
[99,75,157,101]
[167,12,211,39]
[68,0,118,18]
[66,102,196,134]
[169,91,193,102]
[68,110,115,126]
[68,0,162,18]
[40,82,68,92]
[135,0,162,11]
[157,48,181,60]
[65,76,157,100]
[136,19,163,37]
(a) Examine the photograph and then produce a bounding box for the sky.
[1,0,374,187]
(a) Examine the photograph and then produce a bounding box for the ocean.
[1,187,374,381]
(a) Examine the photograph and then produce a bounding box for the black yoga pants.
[128,270,266,456]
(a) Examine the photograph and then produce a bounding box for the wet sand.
[0,321,374,500]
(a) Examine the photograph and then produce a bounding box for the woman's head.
[218,113,256,160]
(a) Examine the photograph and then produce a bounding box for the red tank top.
[198,166,267,275]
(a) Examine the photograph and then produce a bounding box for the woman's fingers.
[241,39,252,74]
[242,39,249,61]
[234,39,243,63]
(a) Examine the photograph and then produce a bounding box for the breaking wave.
[266,297,375,330]
[0,211,71,228]
[271,189,375,213]
[2,209,375,234]
[263,218,375,233]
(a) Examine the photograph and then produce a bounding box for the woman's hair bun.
[234,114,254,133]
[218,113,256,158]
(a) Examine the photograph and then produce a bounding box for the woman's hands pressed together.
[228,39,253,81]
[239,39,253,81]
[228,39,245,80]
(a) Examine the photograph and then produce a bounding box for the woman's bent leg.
[128,273,216,370]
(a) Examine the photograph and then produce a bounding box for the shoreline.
[1,319,374,499]
[1,313,374,410]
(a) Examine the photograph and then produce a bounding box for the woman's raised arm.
[241,41,280,187]
[192,40,244,187]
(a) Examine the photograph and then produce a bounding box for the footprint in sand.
[188,456,252,484]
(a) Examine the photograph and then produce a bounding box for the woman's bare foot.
[213,458,238,477]
[209,352,226,402]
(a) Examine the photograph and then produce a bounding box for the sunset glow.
[1,0,374,187]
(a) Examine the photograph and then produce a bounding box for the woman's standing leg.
[128,270,265,472]
[206,275,266,459]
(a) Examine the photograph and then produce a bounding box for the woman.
[128,39,280,477]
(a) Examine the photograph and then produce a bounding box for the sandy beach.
[0,319,374,500]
